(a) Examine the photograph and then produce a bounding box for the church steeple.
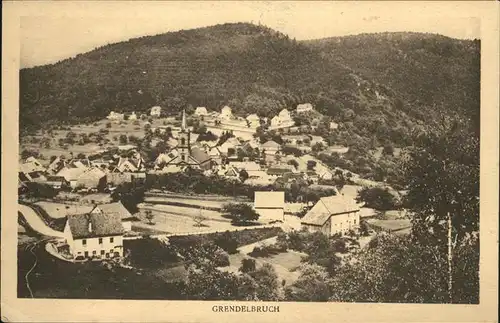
[178,108,190,162]
[181,109,187,131]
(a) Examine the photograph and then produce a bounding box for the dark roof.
[190,146,211,164]
[68,212,124,239]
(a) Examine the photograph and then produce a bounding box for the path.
[18,204,65,238]
[23,238,51,298]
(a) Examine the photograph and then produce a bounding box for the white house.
[220,106,233,120]
[261,140,281,155]
[107,111,125,121]
[329,121,339,130]
[75,167,107,190]
[254,191,285,222]
[246,114,260,128]
[64,211,125,260]
[128,112,138,120]
[270,116,281,128]
[150,106,162,117]
[195,107,208,116]
[301,195,360,236]
[296,103,313,113]
[270,109,294,128]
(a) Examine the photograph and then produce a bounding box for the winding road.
[18,204,65,238]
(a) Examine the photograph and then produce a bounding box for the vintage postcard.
[2,1,499,322]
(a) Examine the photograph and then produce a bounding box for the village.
[18,102,411,298]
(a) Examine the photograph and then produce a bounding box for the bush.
[221,203,260,224]
[213,248,230,267]
[215,231,238,254]
[248,243,286,258]
[239,258,257,273]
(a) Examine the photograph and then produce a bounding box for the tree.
[328,233,478,303]
[307,160,317,170]
[382,144,394,156]
[357,187,398,211]
[221,203,259,224]
[359,219,370,236]
[287,159,299,169]
[144,209,155,225]
[403,121,479,302]
[312,142,324,153]
[239,169,249,182]
[248,263,281,301]
[119,134,128,145]
[285,264,331,301]
[239,258,257,274]
[106,122,112,128]
[193,209,208,227]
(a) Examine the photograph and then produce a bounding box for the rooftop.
[301,195,359,226]
[255,191,285,208]
[67,211,124,239]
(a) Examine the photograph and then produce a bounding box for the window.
[84,251,89,257]
[82,239,87,246]
[110,237,114,243]
[92,250,97,255]
[110,249,114,254]
[98,238,103,244]
[181,155,186,161]
[101,250,105,255]
[181,138,186,145]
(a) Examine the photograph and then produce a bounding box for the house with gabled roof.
[91,201,136,232]
[301,195,360,236]
[254,191,285,222]
[220,106,233,120]
[195,107,208,116]
[261,140,281,154]
[63,210,125,260]
[150,106,162,117]
[246,114,260,128]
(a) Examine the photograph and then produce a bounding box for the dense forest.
[20,23,480,146]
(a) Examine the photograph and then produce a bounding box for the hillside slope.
[303,32,480,129]
[20,24,480,145]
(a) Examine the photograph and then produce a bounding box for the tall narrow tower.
[177,109,190,163]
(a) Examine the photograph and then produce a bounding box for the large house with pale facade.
[301,195,360,236]
[254,191,285,222]
[220,106,233,120]
[195,107,208,117]
[270,109,294,128]
[64,210,125,260]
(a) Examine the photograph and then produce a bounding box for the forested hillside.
[304,32,480,133]
[20,23,480,145]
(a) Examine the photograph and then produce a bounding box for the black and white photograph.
[2,1,499,322]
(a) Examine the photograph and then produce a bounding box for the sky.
[19,1,481,68]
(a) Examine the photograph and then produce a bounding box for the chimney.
[88,221,92,233]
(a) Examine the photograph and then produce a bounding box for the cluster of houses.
[19,147,146,194]
[55,189,360,261]
[19,102,366,262]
